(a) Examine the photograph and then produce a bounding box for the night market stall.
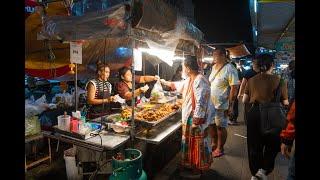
[25,0,204,178]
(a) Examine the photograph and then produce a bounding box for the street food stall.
[25,0,203,178]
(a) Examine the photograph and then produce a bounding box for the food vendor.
[85,61,116,119]
[116,67,160,105]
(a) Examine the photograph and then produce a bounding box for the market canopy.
[25,0,203,79]
[251,0,295,49]
[226,44,251,59]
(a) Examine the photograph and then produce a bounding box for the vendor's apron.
[87,81,111,119]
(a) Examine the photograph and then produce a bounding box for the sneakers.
[255,169,267,180]
[251,176,259,180]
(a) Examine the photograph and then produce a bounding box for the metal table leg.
[48,138,52,164]
[56,139,60,152]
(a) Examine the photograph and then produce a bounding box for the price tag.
[70,42,82,64]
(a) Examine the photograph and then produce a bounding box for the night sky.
[193,0,253,48]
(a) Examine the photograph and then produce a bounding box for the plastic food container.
[70,119,79,133]
[57,115,71,131]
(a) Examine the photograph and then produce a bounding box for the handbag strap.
[274,73,284,102]
[191,78,196,111]
[211,63,228,82]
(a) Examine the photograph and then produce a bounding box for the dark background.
[193,0,254,52]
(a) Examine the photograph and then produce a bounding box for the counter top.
[135,112,182,145]
[43,130,130,151]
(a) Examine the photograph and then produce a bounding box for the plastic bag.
[113,94,126,104]
[52,92,73,107]
[71,87,86,107]
[25,95,48,117]
[39,114,52,127]
[151,80,164,100]
[48,103,57,109]
[25,116,41,136]
[25,104,43,117]
[35,94,47,105]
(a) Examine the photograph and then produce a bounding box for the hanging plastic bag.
[151,80,165,101]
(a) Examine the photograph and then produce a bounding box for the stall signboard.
[70,42,82,64]
[275,37,295,52]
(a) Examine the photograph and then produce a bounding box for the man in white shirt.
[209,47,240,158]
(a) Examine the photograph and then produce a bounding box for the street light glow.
[254,0,257,13]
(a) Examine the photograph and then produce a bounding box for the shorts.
[213,109,228,128]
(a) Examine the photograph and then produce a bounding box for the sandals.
[212,149,224,158]
[212,145,224,153]
[212,145,217,152]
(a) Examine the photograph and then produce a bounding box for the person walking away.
[209,47,240,158]
[242,54,289,180]
[283,60,295,107]
[228,61,242,125]
[237,57,260,125]
[280,100,295,180]
[160,55,213,176]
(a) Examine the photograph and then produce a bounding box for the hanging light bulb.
[69,63,75,74]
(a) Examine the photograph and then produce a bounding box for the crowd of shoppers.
[161,47,295,179]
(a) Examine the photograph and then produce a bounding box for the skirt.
[181,116,212,171]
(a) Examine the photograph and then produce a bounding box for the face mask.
[181,71,189,80]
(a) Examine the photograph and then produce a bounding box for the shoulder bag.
[259,75,286,135]
[210,63,228,82]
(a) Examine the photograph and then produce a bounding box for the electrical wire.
[88,132,103,180]
[88,156,113,180]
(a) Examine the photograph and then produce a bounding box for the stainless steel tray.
[135,109,181,128]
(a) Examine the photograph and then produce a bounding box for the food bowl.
[111,123,129,133]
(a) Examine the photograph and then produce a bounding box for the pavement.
[153,102,290,180]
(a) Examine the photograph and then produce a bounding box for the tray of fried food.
[135,103,179,126]
[121,106,143,119]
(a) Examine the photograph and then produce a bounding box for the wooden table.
[25,133,52,172]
